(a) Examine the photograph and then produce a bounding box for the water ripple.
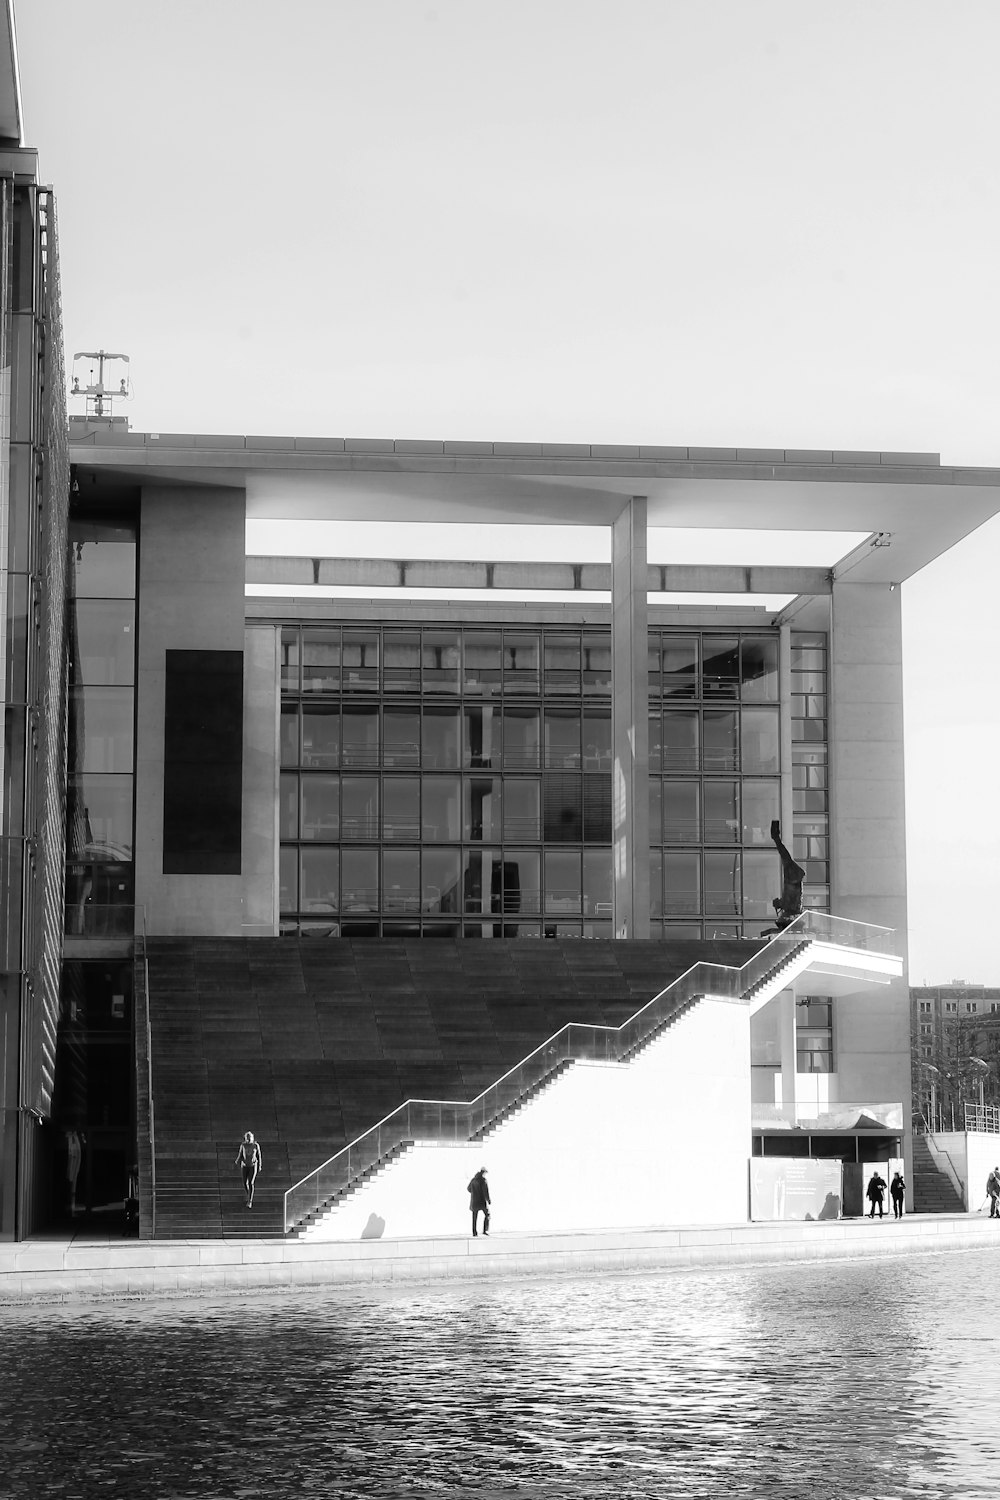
[0,1248,998,1498]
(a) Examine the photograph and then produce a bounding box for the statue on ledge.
[761,820,805,935]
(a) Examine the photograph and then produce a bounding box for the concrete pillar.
[779,989,797,1112]
[611,496,649,939]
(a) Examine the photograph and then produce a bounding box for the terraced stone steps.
[145,936,761,1238]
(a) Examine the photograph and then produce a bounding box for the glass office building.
[275,621,827,941]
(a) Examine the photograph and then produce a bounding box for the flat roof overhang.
[69,429,1000,587]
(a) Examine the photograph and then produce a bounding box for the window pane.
[544,774,583,842]
[301,703,340,767]
[501,852,540,915]
[341,777,378,839]
[342,850,378,912]
[544,709,581,768]
[302,629,340,693]
[648,712,663,772]
[662,637,699,699]
[71,539,136,598]
[68,774,133,859]
[464,777,501,841]
[462,848,501,915]
[342,706,379,767]
[663,711,699,772]
[502,707,540,769]
[71,599,135,685]
[302,775,340,840]
[422,706,461,769]
[742,781,780,844]
[464,633,501,695]
[703,637,739,698]
[422,776,461,841]
[742,708,780,773]
[583,706,612,771]
[280,705,299,767]
[463,704,498,768]
[279,846,297,911]
[503,633,540,694]
[648,779,662,845]
[342,630,378,690]
[790,645,826,671]
[582,634,612,694]
[423,848,462,913]
[382,778,420,841]
[281,629,300,693]
[300,847,340,912]
[742,850,775,918]
[663,782,699,844]
[544,634,580,693]
[704,782,739,844]
[741,638,778,702]
[704,851,740,915]
[72,687,134,772]
[583,849,613,918]
[383,631,421,693]
[279,773,299,839]
[650,848,663,917]
[664,851,700,914]
[583,774,612,843]
[545,850,581,913]
[503,780,540,841]
[703,711,738,772]
[422,631,460,693]
[383,850,420,912]
[383,708,420,768]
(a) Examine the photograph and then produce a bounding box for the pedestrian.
[235,1131,262,1209]
[468,1166,490,1237]
[987,1166,1000,1219]
[866,1170,887,1219]
[889,1171,905,1219]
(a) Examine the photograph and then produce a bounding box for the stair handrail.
[284,911,896,1233]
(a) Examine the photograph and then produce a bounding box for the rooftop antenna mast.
[70,350,131,421]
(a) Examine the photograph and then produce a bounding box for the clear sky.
[16,1,1000,980]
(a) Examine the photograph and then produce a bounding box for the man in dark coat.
[889,1171,905,1219]
[867,1170,887,1219]
[468,1167,490,1237]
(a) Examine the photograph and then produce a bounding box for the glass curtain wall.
[65,519,138,936]
[279,624,784,939]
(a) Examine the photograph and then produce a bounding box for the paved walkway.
[2,1212,999,1305]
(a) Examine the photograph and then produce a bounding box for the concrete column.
[779,989,797,1112]
[828,580,911,1184]
[134,485,248,935]
[611,496,649,939]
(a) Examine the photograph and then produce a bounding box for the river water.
[0,1247,997,1498]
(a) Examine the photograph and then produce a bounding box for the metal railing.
[285,910,894,1233]
[964,1103,1000,1134]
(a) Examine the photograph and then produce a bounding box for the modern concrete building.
[4,0,1000,1243]
[42,424,999,1239]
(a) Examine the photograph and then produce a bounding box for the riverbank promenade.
[2,1212,998,1305]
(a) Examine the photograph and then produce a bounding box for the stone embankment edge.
[1,1216,997,1306]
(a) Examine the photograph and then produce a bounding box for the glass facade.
[279,625,784,939]
[790,630,829,909]
[65,519,138,936]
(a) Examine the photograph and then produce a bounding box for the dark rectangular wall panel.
[163,650,243,874]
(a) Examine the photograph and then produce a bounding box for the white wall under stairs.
[301,994,751,1241]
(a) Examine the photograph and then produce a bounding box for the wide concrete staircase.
[911,1134,966,1213]
[143,936,757,1239]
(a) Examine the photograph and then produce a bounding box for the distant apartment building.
[911,983,1000,1131]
